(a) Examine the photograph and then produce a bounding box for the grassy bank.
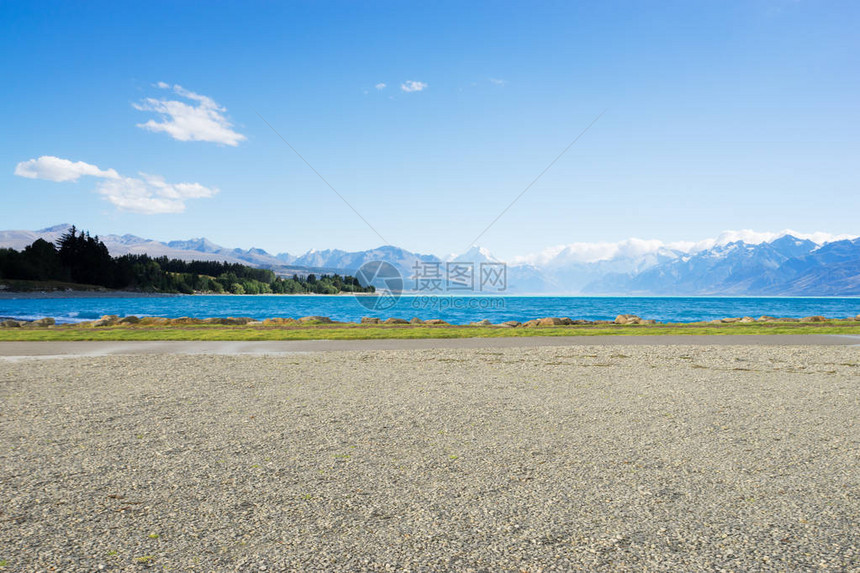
[2,321,860,341]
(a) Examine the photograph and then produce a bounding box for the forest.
[0,226,375,295]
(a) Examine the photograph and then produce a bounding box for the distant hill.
[0,224,72,251]
[0,224,339,278]
[291,246,441,282]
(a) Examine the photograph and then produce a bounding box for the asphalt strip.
[1,334,859,360]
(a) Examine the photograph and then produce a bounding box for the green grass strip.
[2,322,860,341]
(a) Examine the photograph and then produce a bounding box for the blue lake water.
[1,294,859,324]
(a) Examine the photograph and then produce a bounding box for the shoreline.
[3,289,860,300]
[0,290,374,300]
[0,290,184,300]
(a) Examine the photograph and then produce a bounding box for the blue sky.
[2,0,858,259]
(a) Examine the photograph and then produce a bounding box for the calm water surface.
[1,295,859,324]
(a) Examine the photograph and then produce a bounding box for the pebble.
[1,346,858,570]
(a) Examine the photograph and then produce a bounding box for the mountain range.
[1,224,858,295]
[582,235,860,296]
[0,224,335,277]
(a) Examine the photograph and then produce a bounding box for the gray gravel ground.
[1,345,859,572]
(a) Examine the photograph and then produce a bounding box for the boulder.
[570,319,593,325]
[298,316,333,324]
[855,314,860,321]
[117,316,141,325]
[720,317,741,324]
[409,317,424,325]
[708,319,724,325]
[757,315,776,322]
[538,317,565,326]
[641,319,658,325]
[360,317,381,324]
[470,319,493,327]
[423,319,449,326]
[521,319,541,328]
[615,314,641,325]
[261,317,298,326]
[139,317,171,326]
[201,317,256,325]
[169,317,204,325]
[0,320,21,328]
[93,315,120,327]
[800,315,827,323]
[31,317,55,327]
[772,317,797,322]
[384,318,409,324]
[740,316,756,323]
[501,321,521,328]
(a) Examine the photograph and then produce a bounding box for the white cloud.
[511,230,858,267]
[96,175,217,214]
[489,78,507,86]
[375,82,387,90]
[400,80,427,93]
[14,155,217,214]
[513,238,688,266]
[134,83,246,146]
[14,156,119,182]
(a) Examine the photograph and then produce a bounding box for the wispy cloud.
[14,155,217,214]
[375,82,387,90]
[512,238,691,266]
[488,78,507,86]
[134,83,246,146]
[14,156,119,182]
[400,80,428,93]
[96,174,217,214]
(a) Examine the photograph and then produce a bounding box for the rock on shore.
[2,313,859,329]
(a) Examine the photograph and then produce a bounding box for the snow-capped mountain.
[444,246,557,293]
[581,235,860,295]
[451,246,500,264]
